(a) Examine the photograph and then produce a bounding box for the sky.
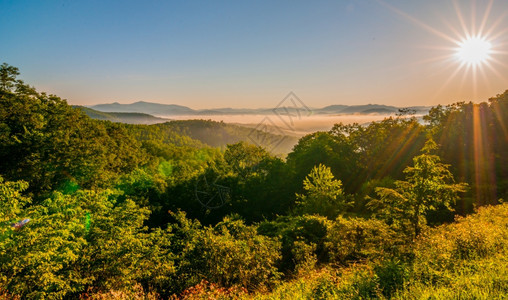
[1,0,507,109]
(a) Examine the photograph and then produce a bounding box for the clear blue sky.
[1,0,507,108]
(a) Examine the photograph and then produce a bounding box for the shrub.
[334,266,382,299]
[326,216,397,265]
[374,259,408,298]
[257,215,332,272]
[0,187,172,299]
[396,203,508,299]
[410,203,508,286]
[173,280,247,300]
[292,241,318,274]
[79,284,159,300]
[311,273,340,300]
[171,213,281,292]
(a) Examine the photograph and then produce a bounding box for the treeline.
[1,63,507,298]
[147,119,299,154]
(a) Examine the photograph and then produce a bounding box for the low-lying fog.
[158,113,415,136]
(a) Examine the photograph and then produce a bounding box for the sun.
[379,0,507,102]
[456,36,492,66]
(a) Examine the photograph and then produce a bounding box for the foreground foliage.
[2,63,508,298]
[247,204,508,300]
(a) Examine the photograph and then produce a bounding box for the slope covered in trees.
[76,106,171,124]
[80,106,299,155]
[147,119,299,155]
[1,63,507,299]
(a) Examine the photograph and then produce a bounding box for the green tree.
[224,142,270,178]
[0,63,20,92]
[287,131,360,193]
[296,164,346,219]
[0,176,31,288]
[371,139,468,239]
[0,176,30,225]
[332,117,425,184]
[0,63,146,197]
[0,185,175,298]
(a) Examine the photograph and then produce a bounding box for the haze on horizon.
[1,0,507,109]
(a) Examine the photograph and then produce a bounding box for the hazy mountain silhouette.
[76,106,171,124]
[91,101,194,115]
[89,101,430,116]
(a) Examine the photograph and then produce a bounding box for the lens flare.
[456,36,492,66]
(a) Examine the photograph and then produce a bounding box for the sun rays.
[375,0,507,206]
[378,0,508,102]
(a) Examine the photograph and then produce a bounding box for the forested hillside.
[76,106,171,124]
[80,107,298,155]
[1,63,507,299]
[150,120,299,154]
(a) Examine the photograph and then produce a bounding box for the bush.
[413,203,508,281]
[174,280,247,300]
[374,259,408,298]
[0,187,173,299]
[326,216,398,265]
[311,273,340,300]
[396,203,508,299]
[79,284,159,300]
[292,241,318,274]
[257,215,332,272]
[334,266,382,299]
[171,213,282,292]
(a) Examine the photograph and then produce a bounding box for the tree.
[224,142,270,178]
[0,63,146,197]
[0,63,20,92]
[0,176,30,225]
[287,131,361,193]
[296,164,346,219]
[335,117,426,184]
[0,186,174,298]
[371,139,467,239]
[0,176,31,285]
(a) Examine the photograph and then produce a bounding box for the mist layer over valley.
[88,101,430,136]
[165,113,405,136]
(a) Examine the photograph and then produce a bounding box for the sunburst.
[378,0,508,205]
[378,0,508,100]
[456,36,492,66]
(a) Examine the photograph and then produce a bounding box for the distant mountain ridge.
[75,106,171,124]
[89,101,431,116]
[90,101,194,115]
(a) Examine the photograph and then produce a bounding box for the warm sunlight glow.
[456,36,492,66]
[378,0,507,102]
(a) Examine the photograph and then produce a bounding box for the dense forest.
[1,62,507,299]
[76,107,171,124]
[78,106,299,154]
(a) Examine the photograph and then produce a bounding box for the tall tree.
[296,164,346,219]
[371,139,467,239]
